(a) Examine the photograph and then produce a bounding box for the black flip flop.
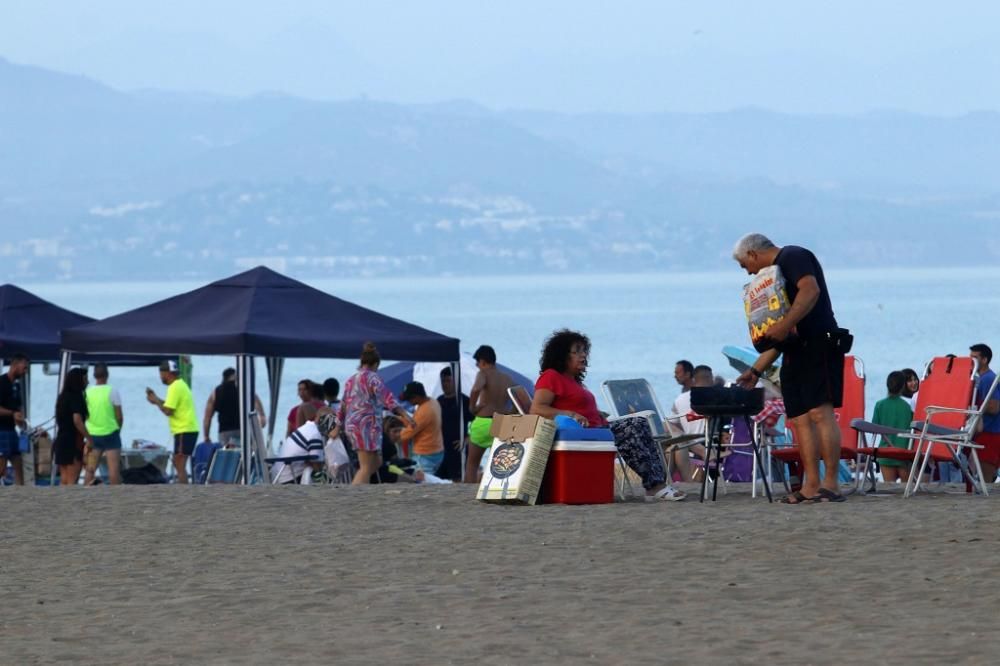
[815,488,847,503]
[780,490,817,505]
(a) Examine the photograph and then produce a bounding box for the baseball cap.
[398,381,426,401]
[159,360,180,373]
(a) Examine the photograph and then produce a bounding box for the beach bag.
[31,428,53,477]
[743,265,792,352]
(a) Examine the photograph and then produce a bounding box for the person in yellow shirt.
[398,382,444,475]
[146,360,199,484]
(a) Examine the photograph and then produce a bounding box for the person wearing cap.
[398,381,445,475]
[466,345,514,484]
[146,360,199,484]
[272,404,339,484]
[202,368,266,447]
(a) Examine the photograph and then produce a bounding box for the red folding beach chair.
[852,355,992,497]
[771,355,866,490]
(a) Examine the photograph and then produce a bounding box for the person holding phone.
[146,360,198,484]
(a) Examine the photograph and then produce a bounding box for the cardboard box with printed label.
[476,413,556,505]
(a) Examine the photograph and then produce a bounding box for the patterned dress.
[339,368,398,452]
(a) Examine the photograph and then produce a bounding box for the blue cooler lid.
[553,427,615,442]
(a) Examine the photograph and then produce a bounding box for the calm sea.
[19,267,1000,446]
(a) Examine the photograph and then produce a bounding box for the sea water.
[18,267,1000,449]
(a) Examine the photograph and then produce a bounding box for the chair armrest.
[851,419,906,437]
[910,421,966,437]
[265,455,319,464]
[895,432,982,448]
[920,405,976,417]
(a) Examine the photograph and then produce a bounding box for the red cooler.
[541,428,618,504]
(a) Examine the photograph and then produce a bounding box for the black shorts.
[54,435,83,466]
[779,335,845,419]
[173,432,198,456]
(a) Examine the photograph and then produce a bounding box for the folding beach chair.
[205,447,241,483]
[600,379,703,487]
[853,355,995,497]
[770,355,866,492]
[265,454,321,484]
[507,385,533,417]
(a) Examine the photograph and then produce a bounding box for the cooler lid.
[553,427,615,442]
[552,440,618,452]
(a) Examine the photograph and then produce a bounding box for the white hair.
[732,233,776,260]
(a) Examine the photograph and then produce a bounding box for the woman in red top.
[530,329,684,501]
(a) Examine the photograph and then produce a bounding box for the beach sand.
[3,482,1000,665]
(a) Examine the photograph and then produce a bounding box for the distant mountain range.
[2,55,999,281]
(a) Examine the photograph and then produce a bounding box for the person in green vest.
[84,363,124,485]
[146,360,199,484]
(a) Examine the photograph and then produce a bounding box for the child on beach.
[873,370,914,484]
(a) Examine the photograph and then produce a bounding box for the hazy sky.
[3,0,999,114]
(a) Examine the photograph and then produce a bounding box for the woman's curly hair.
[539,329,591,383]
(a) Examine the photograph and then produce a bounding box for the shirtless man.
[465,345,514,483]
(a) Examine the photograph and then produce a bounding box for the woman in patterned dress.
[339,342,414,485]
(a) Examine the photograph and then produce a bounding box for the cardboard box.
[476,413,556,505]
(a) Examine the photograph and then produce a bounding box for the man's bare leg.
[810,403,841,492]
[464,445,486,484]
[106,450,121,485]
[173,454,189,484]
[790,413,821,499]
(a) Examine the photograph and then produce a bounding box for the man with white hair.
[733,233,848,504]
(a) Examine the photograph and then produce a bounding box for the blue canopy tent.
[0,284,161,419]
[60,266,461,482]
[0,284,170,484]
[0,284,97,475]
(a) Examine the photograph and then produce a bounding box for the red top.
[535,369,607,427]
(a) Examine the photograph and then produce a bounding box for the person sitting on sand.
[872,371,913,485]
[530,329,685,501]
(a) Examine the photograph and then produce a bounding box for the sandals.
[780,488,847,504]
[780,490,817,505]
[650,485,686,502]
[814,488,847,503]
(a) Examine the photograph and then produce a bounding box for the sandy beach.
[3,482,1000,665]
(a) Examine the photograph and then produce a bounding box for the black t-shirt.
[214,381,239,432]
[55,391,88,447]
[775,245,838,337]
[0,374,22,432]
[438,393,473,449]
[437,392,473,482]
